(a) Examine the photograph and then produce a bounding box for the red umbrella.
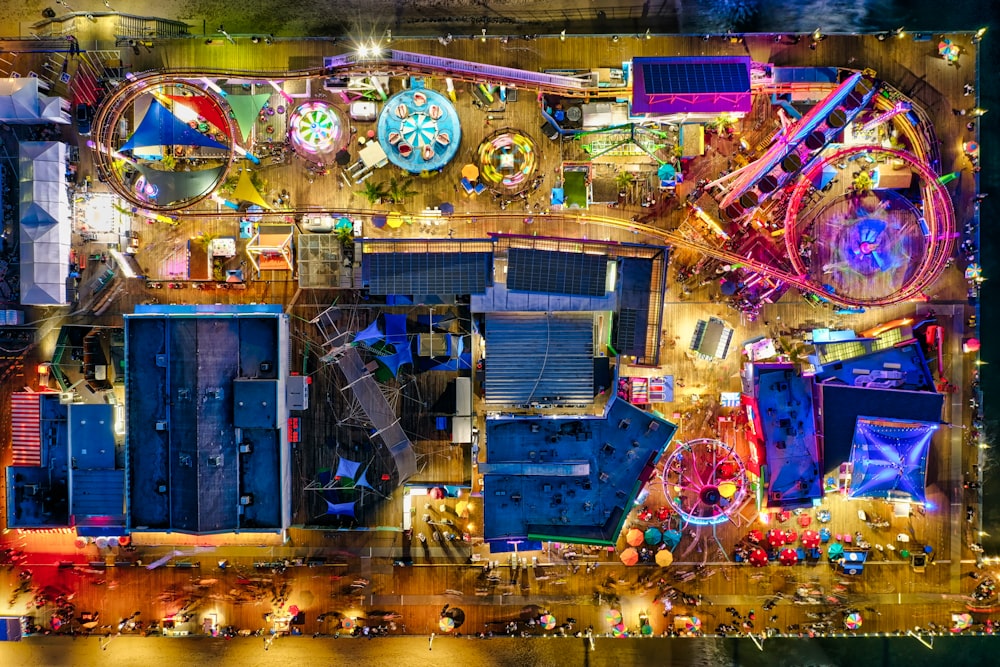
[288,605,300,616]
[747,529,763,543]
[784,530,798,544]
[429,487,446,499]
[779,547,799,565]
[767,530,785,549]
[748,547,768,567]
[801,530,820,549]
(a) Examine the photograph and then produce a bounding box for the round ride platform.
[476,130,538,193]
[377,88,461,174]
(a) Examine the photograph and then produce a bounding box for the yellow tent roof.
[233,167,270,209]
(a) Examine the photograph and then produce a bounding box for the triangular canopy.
[378,344,413,377]
[135,163,226,205]
[19,142,70,305]
[353,319,384,346]
[121,99,229,152]
[847,417,936,503]
[227,93,270,142]
[165,93,230,136]
[232,167,271,208]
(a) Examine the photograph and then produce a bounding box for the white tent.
[0,78,70,124]
[19,141,70,306]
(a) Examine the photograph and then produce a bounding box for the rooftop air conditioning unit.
[240,494,254,506]
[239,443,253,454]
[155,421,167,431]
[208,455,223,467]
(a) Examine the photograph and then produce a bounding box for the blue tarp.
[121,99,229,152]
[354,319,384,346]
[325,500,356,517]
[383,313,408,348]
[378,344,413,376]
[335,457,361,481]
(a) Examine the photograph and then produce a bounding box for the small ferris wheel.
[661,438,750,526]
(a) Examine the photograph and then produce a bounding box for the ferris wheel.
[661,438,750,526]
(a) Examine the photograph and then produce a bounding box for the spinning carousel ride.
[377,88,461,173]
[288,100,344,164]
[661,438,750,526]
[477,130,538,193]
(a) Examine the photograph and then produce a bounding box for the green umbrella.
[336,216,353,232]
[644,527,662,545]
[900,549,910,559]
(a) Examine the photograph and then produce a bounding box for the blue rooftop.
[125,306,290,533]
[750,364,822,510]
[813,341,935,391]
[482,397,676,545]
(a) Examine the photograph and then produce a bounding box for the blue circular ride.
[378,88,461,173]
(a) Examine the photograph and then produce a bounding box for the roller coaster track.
[91,70,954,309]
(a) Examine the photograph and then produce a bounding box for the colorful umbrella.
[964,141,980,154]
[655,549,674,567]
[828,542,844,558]
[386,212,404,229]
[779,547,799,565]
[844,612,863,630]
[619,547,639,566]
[645,527,663,545]
[342,618,355,630]
[685,616,702,632]
[952,613,973,632]
[749,547,768,567]
[767,530,785,549]
[663,529,682,548]
[801,530,821,549]
[626,528,645,547]
[335,217,352,232]
[539,614,557,630]
[455,500,470,517]
[429,487,446,499]
[605,609,623,625]
[611,622,627,637]
[462,164,480,181]
[439,616,455,632]
[965,263,983,281]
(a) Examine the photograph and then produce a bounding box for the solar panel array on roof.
[364,252,492,295]
[640,61,750,95]
[506,248,607,297]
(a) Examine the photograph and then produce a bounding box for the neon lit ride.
[477,130,538,193]
[288,101,344,163]
[661,438,749,526]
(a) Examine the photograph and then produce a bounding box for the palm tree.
[357,180,388,205]
[387,176,417,206]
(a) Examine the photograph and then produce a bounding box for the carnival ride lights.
[661,438,750,526]
[477,130,538,192]
[783,146,955,306]
[801,188,924,302]
[288,101,343,161]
